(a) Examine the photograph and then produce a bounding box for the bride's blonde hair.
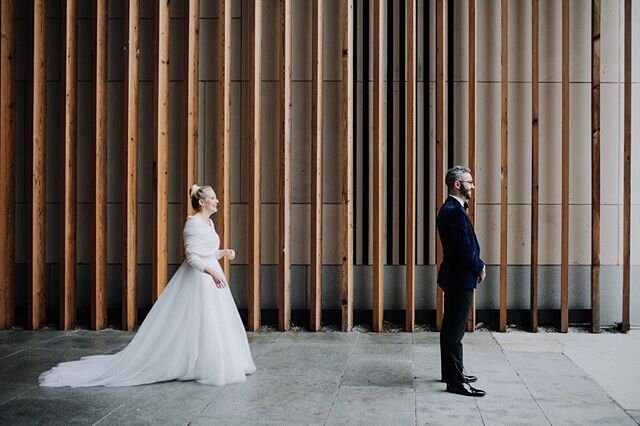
[189,184,214,210]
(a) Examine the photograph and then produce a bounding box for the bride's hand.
[204,267,227,288]
[222,249,236,260]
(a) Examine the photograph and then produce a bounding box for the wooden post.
[405,0,416,332]
[59,0,78,330]
[0,0,15,330]
[122,0,139,331]
[152,0,169,302]
[560,0,569,333]
[499,0,509,332]
[91,0,107,331]
[591,0,601,333]
[621,0,631,332]
[531,0,540,333]
[278,0,292,331]
[247,0,262,332]
[184,0,199,220]
[218,0,232,279]
[435,0,445,331]
[466,0,476,333]
[28,0,46,330]
[372,0,385,332]
[341,0,354,332]
[310,0,324,331]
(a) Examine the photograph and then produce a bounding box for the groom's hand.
[478,266,486,284]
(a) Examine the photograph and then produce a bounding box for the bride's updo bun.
[189,184,214,210]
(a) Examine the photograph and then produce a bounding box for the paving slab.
[326,385,414,425]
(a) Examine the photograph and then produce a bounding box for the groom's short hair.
[445,165,471,192]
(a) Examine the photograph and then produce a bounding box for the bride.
[40,185,256,387]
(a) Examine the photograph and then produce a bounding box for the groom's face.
[457,172,475,201]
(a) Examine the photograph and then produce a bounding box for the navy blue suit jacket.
[436,196,485,290]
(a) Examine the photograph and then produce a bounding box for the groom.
[437,166,486,397]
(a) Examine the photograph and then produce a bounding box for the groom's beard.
[461,186,473,200]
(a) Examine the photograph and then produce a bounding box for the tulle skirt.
[39,261,256,387]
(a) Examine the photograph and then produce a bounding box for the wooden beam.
[184,0,199,221]
[91,0,107,330]
[122,0,139,331]
[310,0,324,332]
[621,0,631,332]
[560,0,569,333]
[278,0,292,331]
[531,0,540,333]
[341,0,354,332]
[218,0,232,279]
[152,0,169,302]
[591,0,601,333]
[499,0,508,332]
[59,0,78,330]
[466,0,476,333]
[435,0,445,332]
[372,0,385,332]
[0,0,15,330]
[405,0,416,332]
[28,0,46,330]
[246,0,262,332]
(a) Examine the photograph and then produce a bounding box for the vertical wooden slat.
[310,0,324,332]
[59,0,78,330]
[0,0,15,330]
[341,0,354,332]
[278,0,292,331]
[152,0,169,302]
[91,0,107,331]
[466,0,476,333]
[560,0,569,333]
[184,0,199,220]
[591,0,601,333]
[372,0,385,332]
[621,0,631,332]
[122,0,139,331]
[499,0,508,332]
[405,0,416,332]
[218,0,232,279]
[531,0,540,333]
[435,0,445,332]
[247,0,262,332]
[28,0,46,330]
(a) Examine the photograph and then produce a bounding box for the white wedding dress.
[39,216,256,387]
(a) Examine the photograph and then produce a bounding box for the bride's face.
[200,189,219,215]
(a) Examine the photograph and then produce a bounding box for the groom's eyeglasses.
[458,180,474,186]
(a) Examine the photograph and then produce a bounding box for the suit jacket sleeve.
[444,208,485,276]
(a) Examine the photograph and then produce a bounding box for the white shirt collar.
[451,194,466,208]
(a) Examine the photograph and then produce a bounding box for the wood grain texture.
[591,0,601,333]
[91,0,107,331]
[341,0,354,332]
[531,0,540,333]
[435,0,445,332]
[122,0,139,331]
[499,0,508,333]
[372,0,385,332]
[560,0,569,333]
[467,0,476,333]
[405,0,416,332]
[310,0,324,332]
[218,0,232,279]
[246,0,262,332]
[184,0,199,221]
[0,0,15,329]
[278,0,292,331]
[60,0,78,330]
[152,0,169,302]
[28,0,46,330]
[621,0,631,332]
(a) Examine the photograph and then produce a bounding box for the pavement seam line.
[324,330,360,424]
[490,331,552,426]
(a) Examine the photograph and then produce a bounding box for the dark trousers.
[440,287,474,385]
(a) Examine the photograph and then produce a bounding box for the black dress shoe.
[446,382,486,397]
[440,374,478,384]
